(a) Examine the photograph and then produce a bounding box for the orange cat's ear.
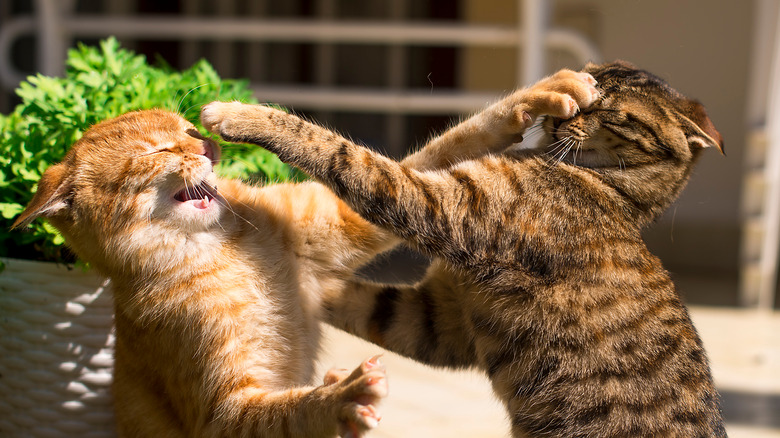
[12,163,72,229]
[680,100,724,155]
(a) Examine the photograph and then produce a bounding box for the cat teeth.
[195,196,210,209]
[174,182,218,204]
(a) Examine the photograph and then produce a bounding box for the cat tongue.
[194,197,210,209]
[175,183,217,208]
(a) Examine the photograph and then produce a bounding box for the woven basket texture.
[0,258,116,437]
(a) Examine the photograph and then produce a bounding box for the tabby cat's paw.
[332,356,388,438]
[200,101,240,136]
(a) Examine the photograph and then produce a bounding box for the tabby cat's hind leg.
[324,261,477,370]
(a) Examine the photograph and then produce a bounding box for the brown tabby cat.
[13,69,596,436]
[202,61,728,437]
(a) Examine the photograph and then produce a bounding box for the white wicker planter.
[0,258,116,438]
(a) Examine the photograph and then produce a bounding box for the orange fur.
[14,109,393,437]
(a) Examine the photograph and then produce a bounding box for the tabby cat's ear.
[12,163,72,229]
[680,100,724,155]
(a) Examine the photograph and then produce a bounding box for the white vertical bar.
[315,0,337,87]
[35,0,69,77]
[520,0,548,85]
[214,0,237,77]
[746,0,780,127]
[180,0,201,68]
[313,0,337,125]
[386,0,408,157]
[246,0,268,82]
[757,3,780,310]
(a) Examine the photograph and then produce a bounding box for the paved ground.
[316,307,780,437]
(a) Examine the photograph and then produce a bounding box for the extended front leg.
[402,69,600,170]
[200,68,600,265]
[202,104,459,260]
[210,357,388,437]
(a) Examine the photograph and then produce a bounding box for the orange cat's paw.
[492,69,599,141]
[523,69,601,120]
[335,355,388,438]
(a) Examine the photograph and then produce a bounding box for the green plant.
[0,37,296,263]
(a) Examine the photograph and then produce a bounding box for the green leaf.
[0,203,22,219]
[1,37,296,263]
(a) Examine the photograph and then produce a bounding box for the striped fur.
[203,62,727,437]
[15,110,397,437]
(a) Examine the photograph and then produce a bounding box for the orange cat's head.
[14,109,223,272]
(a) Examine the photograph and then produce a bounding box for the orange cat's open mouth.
[174,182,219,210]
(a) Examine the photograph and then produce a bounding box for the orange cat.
[13,110,392,437]
[14,69,597,436]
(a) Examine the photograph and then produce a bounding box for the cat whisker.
[556,140,576,166]
[523,123,545,136]
[545,136,571,153]
[213,194,263,235]
[573,140,582,166]
[175,83,210,116]
[546,136,573,156]
[545,137,576,167]
[545,140,566,167]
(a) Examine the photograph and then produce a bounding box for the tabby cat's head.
[542,60,723,169]
[14,110,223,268]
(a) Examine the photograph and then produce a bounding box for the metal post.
[386,0,409,157]
[35,0,70,77]
[756,3,780,310]
[520,0,549,85]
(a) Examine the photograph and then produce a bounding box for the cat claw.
[578,72,601,105]
[357,404,382,428]
[332,355,388,437]
[340,404,382,438]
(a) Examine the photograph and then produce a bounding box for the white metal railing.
[741,0,780,310]
[0,0,600,116]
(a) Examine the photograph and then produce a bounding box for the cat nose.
[200,140,219,164]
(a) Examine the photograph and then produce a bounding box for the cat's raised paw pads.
[578,72,597,86]
[564,96,580,118]
[357,405,382,428]
[363,371,389,398]
[340,403,383,438]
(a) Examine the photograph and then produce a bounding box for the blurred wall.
[463,0,753,304]
[0,0,758,304]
